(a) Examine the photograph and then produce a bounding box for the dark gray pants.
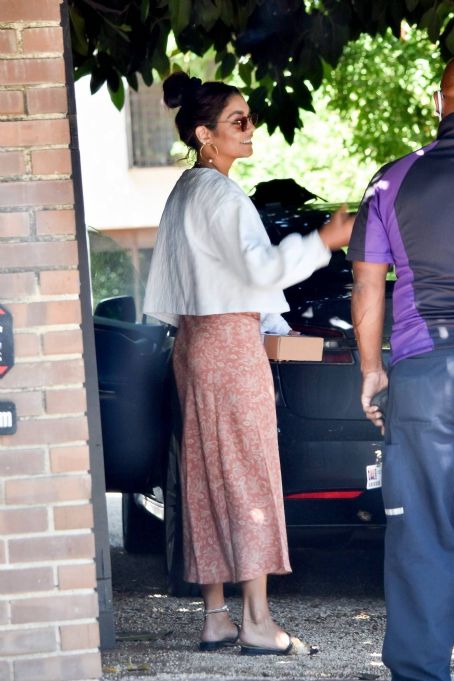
[383,350,454,681]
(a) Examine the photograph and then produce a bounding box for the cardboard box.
[263,334,324,362]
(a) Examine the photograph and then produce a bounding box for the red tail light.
[285,490,363,500]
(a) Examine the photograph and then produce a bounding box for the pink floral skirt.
[173,312,291,584]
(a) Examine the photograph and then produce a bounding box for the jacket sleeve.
[148,312,179,327]
[207,195,332,290]
[260,313,292,335]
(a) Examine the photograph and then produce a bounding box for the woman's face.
[210,94,256,162]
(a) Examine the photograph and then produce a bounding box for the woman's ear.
[195,124,211,146]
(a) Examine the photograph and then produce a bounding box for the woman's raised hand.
[318,204,355,251]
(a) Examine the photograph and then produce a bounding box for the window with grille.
[127,83,177,167]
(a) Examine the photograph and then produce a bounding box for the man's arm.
[352,261,389,430]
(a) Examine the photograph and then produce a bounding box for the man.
[348,59,454,681]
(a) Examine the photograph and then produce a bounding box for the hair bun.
[163,72,202,109]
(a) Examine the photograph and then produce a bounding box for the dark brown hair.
[163,72,240,151]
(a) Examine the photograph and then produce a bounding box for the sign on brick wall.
[0,304,14,377]
[0,401,16,435]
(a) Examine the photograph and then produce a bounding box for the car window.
[88,230,137,310]
[88,229,148,321]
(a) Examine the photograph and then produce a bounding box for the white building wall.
[75,79,183,230]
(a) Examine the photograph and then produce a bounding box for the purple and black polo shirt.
[347,112,454,366]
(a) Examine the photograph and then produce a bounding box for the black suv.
[94,180,391,595]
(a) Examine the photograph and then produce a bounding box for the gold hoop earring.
[200,142,219,164]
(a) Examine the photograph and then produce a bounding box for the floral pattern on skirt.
[173,313,291,584]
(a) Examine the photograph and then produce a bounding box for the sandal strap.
[204,604,229,618]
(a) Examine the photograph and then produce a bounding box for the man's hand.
[361,369,388,434]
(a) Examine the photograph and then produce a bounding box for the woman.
[143,72,353,655]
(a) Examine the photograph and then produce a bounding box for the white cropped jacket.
[143,168,331,329]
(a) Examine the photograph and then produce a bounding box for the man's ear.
[195,124,211,146]
[433,91,440,115]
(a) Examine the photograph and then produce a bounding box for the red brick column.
[0,1,102,679]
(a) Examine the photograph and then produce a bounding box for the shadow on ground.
[102,545,387,680]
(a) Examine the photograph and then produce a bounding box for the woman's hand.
[287,330,301,336]
[318,204,355,251]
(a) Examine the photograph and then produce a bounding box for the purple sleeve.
[347,174,394,264]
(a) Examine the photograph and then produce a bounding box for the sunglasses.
[220,113,258,132]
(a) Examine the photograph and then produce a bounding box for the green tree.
[326,25,443,165]
[88,231,136,309]
[230,26,442,200]
[68,0,454,142]
[230,94,379,203]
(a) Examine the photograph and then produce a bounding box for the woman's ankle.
[201,610,238,642]
[241,614,279,638]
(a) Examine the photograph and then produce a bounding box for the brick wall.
[0,1,102,679]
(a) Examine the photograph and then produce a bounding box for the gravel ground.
[101,543,389,681]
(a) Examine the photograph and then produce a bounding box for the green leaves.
[108,77,125,110]
[153,48,170,78]
[127,72,139,91]
[238,60,253,87]
[88,52,125,109]
[247,85,268,122]
[271,84,302,144]
[417,1,454,44]
[69,5,88,56]
[326,25,442,166]
[440,15,454,59]
[141,61,154,87]
[168,0,191,37]
[445,22,454,54]
[141,0,150,22]
[215,52,236,79]
[193,0,222,32]
[420,6,442,42]
[68,0,454,142]
[90,66,106,95]
[74,56,95,81]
